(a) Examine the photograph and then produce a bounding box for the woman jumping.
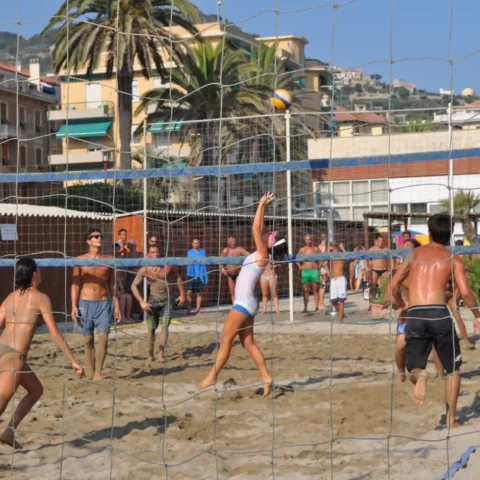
[198,192,288,396]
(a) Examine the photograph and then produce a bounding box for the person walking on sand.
[131,244,186,363]
[71,228,120,381]
[198,193,288,396]
[390,214,480,428]
[0,258,83,449]
[298,235,320,313]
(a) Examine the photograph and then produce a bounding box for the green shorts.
[302,268,319,284]
[146,296,170,331]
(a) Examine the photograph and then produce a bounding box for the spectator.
[186,238,208,315]
[116,228,130,258]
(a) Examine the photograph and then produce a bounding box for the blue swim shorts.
[78,299,113,336]
[396,321,406,336]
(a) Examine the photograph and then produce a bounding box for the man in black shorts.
[221,236,250,304]
[390,214,480,428]
[186,238,209,315]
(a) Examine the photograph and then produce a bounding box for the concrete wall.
[308,129,480,159]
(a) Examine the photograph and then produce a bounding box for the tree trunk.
[117,66,133,172]
[462,219,478,244]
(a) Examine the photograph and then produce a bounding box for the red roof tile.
[333,105,387,124]
[0,62,60,86]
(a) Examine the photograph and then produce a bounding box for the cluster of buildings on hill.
[0,21,478,240]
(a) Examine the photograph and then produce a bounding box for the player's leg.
[199,308,247,388]
[238,317,272,397]
[83,335,96,380]
[370,271,379,297]
[405,330,432,406]
[118,293,127,322]
[317,285,326,310]
[0,361,43,448]
[186,288,193,315]
[196,291,203,314]
[145,308,157,361]
[349,262,355,290]
[271,276,280,314]
[0,352,24,430]
[355,267,365,291]
[395,332,406,381]
[302,282,310,313]
[431,348,445,377]
[94,333,108,381]
[260,276,269,314]
[227,276,236,304]
[125,293,133,322]
[157,304,171,362]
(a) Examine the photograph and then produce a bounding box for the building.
[440,88,453,96]
[433,101,480,130]
[48,23,333,173]
[0,60,60,199]
[307,129,480,241]
[332,105,388,137]
[392,78,416,92]
[333,68,364,86]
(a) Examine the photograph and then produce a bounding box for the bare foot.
[446,416,461,428]
[263,379,273,397]
[395,373,406,383]
[86,373,94,381]
[302,309,307,313]
[195,310,201,315]
[197,377,215,390]
[93,373,103,382]
[317,305,327,310]
[262,310,267,315]
[276,310,280,315]
[0,429,23,449]
[413,371,427,406]
[466,342,476,350]
[338,314,344,323]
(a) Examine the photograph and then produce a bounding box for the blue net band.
[1,245,479,267]
[0,147,479,183]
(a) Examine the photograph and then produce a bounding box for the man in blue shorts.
[186,238,208,315]
[71,228,121,381]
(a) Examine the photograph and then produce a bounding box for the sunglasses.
[89,234,103,240]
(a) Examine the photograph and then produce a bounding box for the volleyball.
[270,89,292,111]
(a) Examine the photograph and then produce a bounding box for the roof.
[0,62,30,77]
[455,100,480,110]
[0,61,60,86]
[333,106,388,124]
[0,203,108,220]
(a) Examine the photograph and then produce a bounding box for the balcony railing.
[47,102,114,121]
[48,149,114,166]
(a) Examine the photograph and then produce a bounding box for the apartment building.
[308,128,480,241]
[433,101,480,130]
[0,60,60,199]
[48,22,333,172]
[333,105,387,137]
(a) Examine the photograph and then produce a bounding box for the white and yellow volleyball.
[270,89,292,112]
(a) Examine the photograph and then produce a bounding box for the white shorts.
[330,276,347,303]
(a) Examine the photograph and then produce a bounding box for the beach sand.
[0,301,479,479]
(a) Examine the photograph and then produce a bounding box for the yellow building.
[0,60,60,198]
[48,23,332,171]
[333,105,387,137]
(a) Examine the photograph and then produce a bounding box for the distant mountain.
[0,30,55,73]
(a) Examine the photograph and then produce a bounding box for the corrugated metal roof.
[0,203,108,220]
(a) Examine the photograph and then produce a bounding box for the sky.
[1,0,480,93]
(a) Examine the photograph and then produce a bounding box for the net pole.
[143,119,148,320]
[447,102,455,245]
[285,110,294,322]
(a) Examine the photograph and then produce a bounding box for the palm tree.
[43,0,199,171]
[441,190,480,244]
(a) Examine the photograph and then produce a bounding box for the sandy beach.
[0,294,479,479]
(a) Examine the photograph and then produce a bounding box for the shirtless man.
[298,235,320,313]
[71,229,120,381]
[390,214,480,428]
[317,233,329,309]
[368,234,391,297]
[131,244,186,363]
[0,258,83,448]
[328,243,347,321]
[221,236,250,304]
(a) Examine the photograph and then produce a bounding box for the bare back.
[403,244,454,307]
[75,254,112,301]
[0,289,47,355]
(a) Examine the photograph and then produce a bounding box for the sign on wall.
[1,224,18,241]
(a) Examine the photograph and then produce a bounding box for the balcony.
[48,102,114,121]
[0,124,17,140]
[49,149,113,166]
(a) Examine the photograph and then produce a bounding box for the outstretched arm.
[252,193,275,268]
[40,296,84,377]
[453,256,480,333]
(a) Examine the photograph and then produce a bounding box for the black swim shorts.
[405,305,462,374]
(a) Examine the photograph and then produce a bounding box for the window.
[352,181,368,204]
[34,110,42,133]
[0,102,8,123]
[410,203,427,225]
[19,145,27,167]
[132,80,139,101]
[19,106,26,125]
[85,83,102,107]
[35,148,42,165]
[1,143,9,162]
[335,207,351,221]
[153,132,171,148]
[392,203,408,213]
[333,181,349,204]
[353,206,368,221]
[372,205,389,226]
[429,203,444,214]
[315,182,331,206]
[371,179,388,203]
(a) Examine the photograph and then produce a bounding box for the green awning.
[56,121,112,139]
[150,120,183,133]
